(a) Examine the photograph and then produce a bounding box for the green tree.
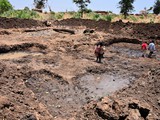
[0,0,13,14]
[118,0,135,19]
[153,0,160,15]
[34,0,48,9]
[73,0,91,18]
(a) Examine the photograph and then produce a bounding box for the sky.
[8,0,155,14]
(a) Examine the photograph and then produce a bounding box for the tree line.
[0,0,160,18]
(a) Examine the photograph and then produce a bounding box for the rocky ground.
[0,17,160,120]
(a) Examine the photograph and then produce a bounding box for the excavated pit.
[0,18,160,120]
[18,41,158,119]
[23,69,137,119]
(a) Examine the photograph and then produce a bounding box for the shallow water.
[79,74,135,100]
[111,46,143,58]
[0,52,42,60]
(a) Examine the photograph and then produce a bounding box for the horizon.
[9,0,155,14]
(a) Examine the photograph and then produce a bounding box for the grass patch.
[128,15,138,22]
[86,12,114,21]
[0,9,40,19]
[54,12,64,19]
[72,12,81,19]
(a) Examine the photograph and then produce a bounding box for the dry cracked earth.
[0,18,160,120]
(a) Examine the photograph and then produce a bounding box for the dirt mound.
[0,17,46,29]
[54,18,160,40]
[1,17,160,40]
[0,43,47,53]
[54,18,111,32]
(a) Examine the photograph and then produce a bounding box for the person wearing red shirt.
[94,42,105,63]
[141,41,148,57]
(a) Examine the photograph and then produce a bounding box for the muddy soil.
[0,18,160,120]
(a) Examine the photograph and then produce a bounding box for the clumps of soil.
[54,18,111,32]
[0,43,47,53]
[83,29,95,34]
[0,63,53,120]
[78,97,157,120]
[104,37,141,46]
[53,28,75,34]
[0,30,11,35]
[86,66,110,74]
[81,97,154,120]
[0,17,46,29]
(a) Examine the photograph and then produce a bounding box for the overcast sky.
[8,0,155,14]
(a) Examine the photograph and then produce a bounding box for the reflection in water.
[0,52,42,60]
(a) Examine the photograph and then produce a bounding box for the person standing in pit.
[94,42,105,63]
[148,40,156,58]
[141,41,148,57]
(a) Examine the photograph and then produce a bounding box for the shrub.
[83,8,92,13]
[92,13,100,21]
[72,12,81,19]
[85,12,113,21]
[24,7,30,11]
[104,15,112,22]
[54,12,64,19]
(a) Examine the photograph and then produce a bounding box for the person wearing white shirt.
[148,40,156,58]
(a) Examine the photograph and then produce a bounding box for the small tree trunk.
[124,13,127,19]
[124,15,127,19]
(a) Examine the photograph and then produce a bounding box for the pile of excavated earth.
[0,17,160,120]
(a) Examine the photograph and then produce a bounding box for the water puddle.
[79,74,135,100]
[0,52,43,60]
[111,46,143,58]
[110,46,160,61]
